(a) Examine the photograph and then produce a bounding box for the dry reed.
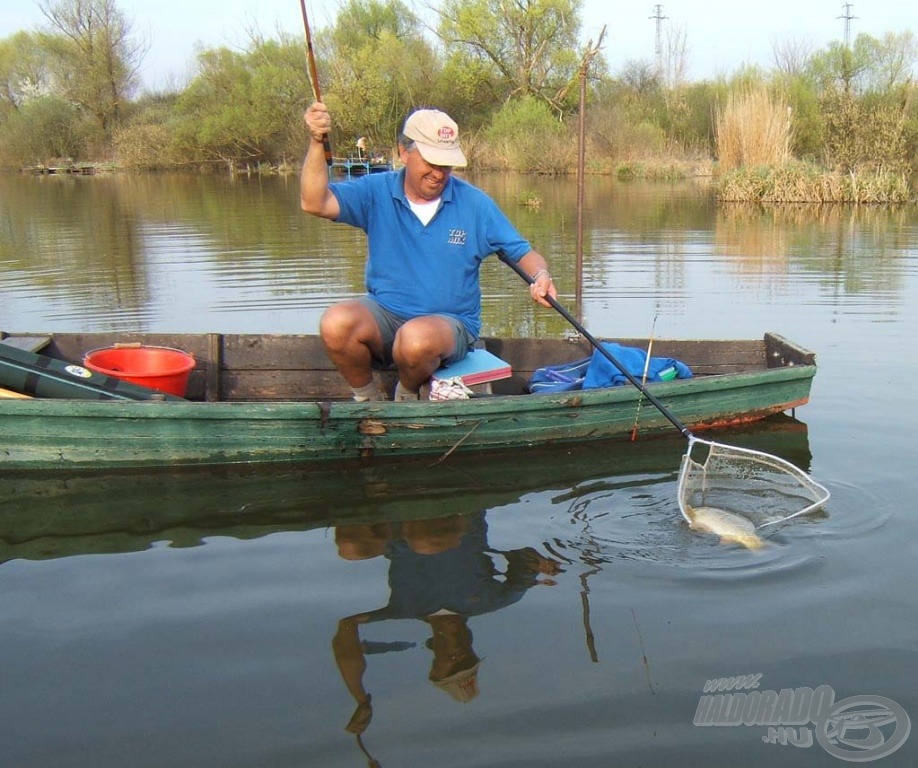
[715,88,792,172]
[718,162,911,203]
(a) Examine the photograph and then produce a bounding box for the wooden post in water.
[575,28,606,323]
[576,63,586,322]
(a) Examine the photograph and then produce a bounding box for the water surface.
[1,172,916,766]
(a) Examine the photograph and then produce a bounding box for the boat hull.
[0,363,814,469]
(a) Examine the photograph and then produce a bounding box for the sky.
[1,0,915,91]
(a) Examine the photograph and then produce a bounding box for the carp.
[685,505,765,550]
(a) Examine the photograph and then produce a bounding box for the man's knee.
[393,318,454,363]
[392,329,427,361]
[321,302,364,345]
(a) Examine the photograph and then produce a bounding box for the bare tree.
[662,24,688,87]
[771,36,815,78]
[619,59,660,95]
[38,0,146,137]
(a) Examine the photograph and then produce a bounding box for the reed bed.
[717,162,911,203]
[713,85,912,203]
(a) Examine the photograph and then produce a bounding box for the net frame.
[677,436,831,530]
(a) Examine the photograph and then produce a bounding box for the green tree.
[854,31,917,93]
[434,0,583,116]
[330,0,417,48]
[779,72,823,161]
[806,33,915,174]
[819,86,909,174]
[0,32,51,118]
[173,37,309,169]
[482,93,573,172]
[805,32,916,97]
[37,0,145,145]
[320,0,441,150]
[670,80,725,156]
[112,90,181,170]
[0,30,86,166]
[0,95,83,165]
[432,50,504,131]
[588,74,667,165]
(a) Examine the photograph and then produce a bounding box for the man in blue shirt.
[301,103,557,401]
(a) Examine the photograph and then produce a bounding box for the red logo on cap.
[438,126,455,140]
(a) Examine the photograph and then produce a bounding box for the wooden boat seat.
[0,335,51,398]
[0,334,52,353]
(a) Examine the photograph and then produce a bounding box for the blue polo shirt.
[329,170,532,338]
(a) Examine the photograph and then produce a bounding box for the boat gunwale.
[0,362,816,418]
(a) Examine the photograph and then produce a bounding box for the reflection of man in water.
[333,511,560,734]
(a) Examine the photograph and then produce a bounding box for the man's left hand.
[529,271,557,307]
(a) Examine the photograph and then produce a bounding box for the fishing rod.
[298,0,333,166]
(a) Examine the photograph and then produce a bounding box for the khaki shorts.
[357,295,474,369]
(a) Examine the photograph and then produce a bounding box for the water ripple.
[533,470,837,584]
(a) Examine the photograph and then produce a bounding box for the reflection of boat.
[0,416,812,563]
[0,331,818,470]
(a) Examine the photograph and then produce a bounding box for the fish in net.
[678,437,831,549]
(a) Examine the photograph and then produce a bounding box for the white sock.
[394,382,420,402]
[352,382,383,402]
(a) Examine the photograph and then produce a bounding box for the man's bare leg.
[320,301,385,399]
[392,316,456,399]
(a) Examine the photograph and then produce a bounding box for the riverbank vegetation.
[1,0,916,203]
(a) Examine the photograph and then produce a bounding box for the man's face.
[400,145,452,202]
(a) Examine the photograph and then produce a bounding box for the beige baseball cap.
[402,109,468,168]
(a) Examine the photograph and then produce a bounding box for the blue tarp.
[528,342,692,393]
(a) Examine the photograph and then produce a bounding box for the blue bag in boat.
[582,343,693,389]
[528,343,692,393]
[527,356,592,393]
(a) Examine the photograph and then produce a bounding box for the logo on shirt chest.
[447,229,467,246]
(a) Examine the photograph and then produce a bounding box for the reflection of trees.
[117,173,370,299]
[0,174,149,321]
[716,203,909,297]
[572,180,702,322]
[4,173,912,333]
[0,173,374,326]
[474,173,698,336]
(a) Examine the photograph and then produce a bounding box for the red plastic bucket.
[83,345,196,396]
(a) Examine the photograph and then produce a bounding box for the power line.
[649,4,668,74]
[837,3,857,48]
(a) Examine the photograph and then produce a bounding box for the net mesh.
[677,437,830,530]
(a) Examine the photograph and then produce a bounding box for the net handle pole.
[501,255,693,439]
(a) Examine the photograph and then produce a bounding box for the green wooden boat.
[0,331,818,470]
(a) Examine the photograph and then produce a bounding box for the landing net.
[677,437,830,529]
